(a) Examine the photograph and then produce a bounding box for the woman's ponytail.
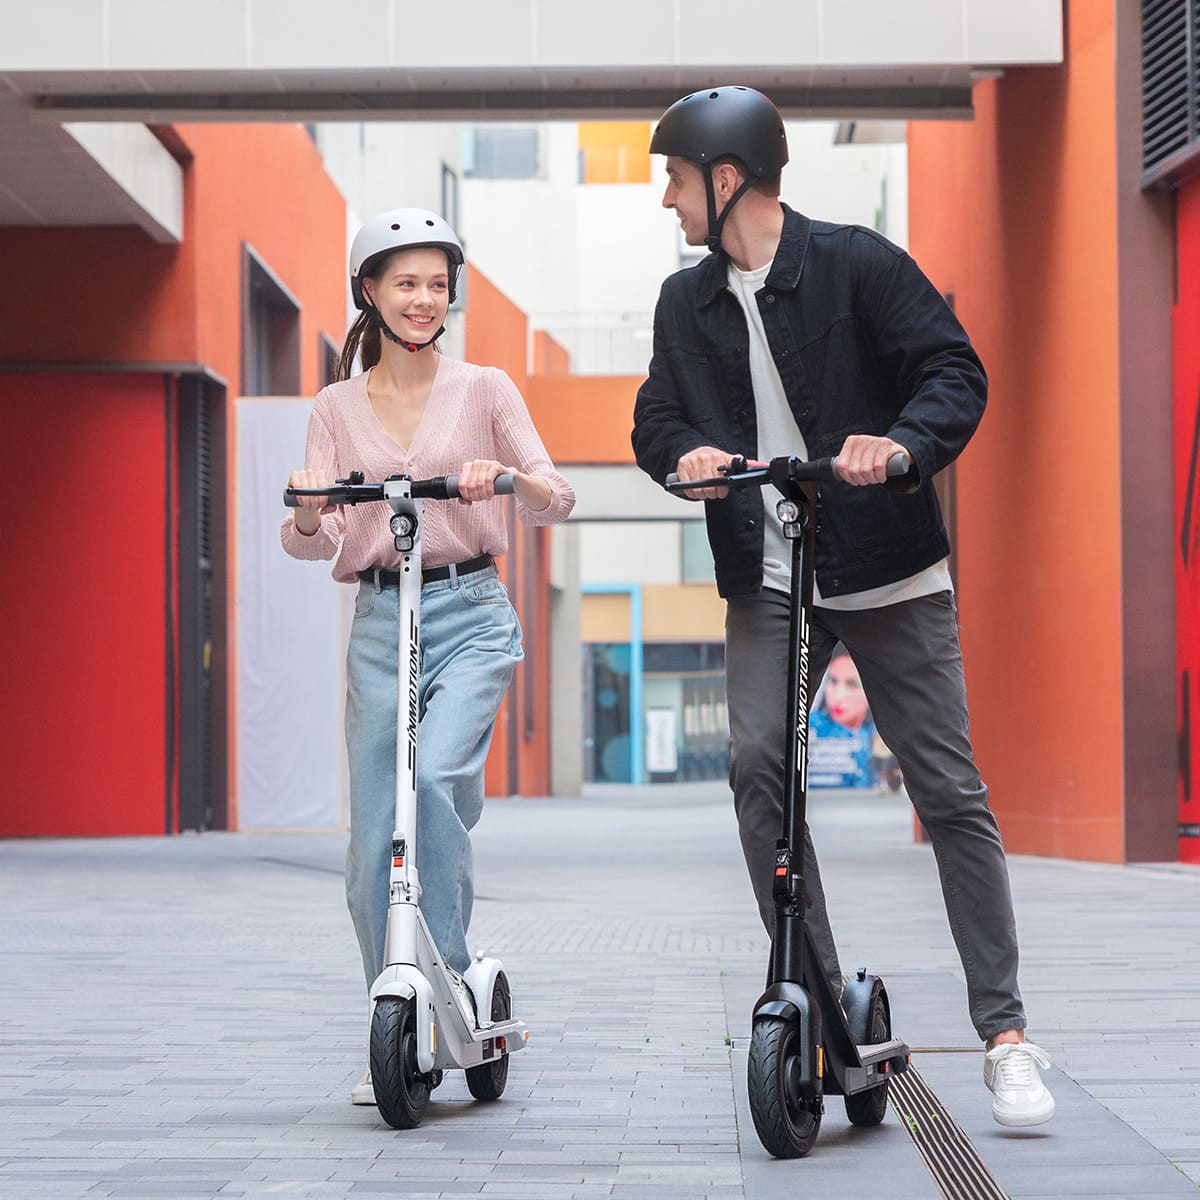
[336,311,382,382]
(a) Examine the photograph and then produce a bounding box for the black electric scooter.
[666,453,912,1158]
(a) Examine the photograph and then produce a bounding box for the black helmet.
[650,85,787,251]
[650,86,788,175]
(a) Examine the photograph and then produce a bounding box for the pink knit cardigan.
[281,357,575,582]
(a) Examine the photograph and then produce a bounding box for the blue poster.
[808,646,891,789]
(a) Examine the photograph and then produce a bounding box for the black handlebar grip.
[436,474,517,499]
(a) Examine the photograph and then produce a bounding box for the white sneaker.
[350,1068,375,1106]
[983,1041,1055,1127]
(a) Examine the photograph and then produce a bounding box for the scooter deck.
[857,1035,908,1067]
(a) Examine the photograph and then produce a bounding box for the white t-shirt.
[725,260,952,610]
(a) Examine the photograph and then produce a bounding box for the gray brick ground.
[1,783,1198,1198]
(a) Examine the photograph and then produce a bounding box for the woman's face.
[362,247,451,344]
[824,654,869,729]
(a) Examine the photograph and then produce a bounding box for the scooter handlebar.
[665,451,911,493]
[432,474,517,500]
[284,473,516,507]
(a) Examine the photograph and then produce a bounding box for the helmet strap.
[703,164,757,252]
[367,303,445,353]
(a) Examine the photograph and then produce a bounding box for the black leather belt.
[359,553,495,587]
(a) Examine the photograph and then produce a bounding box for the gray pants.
[725,587,1025,1041]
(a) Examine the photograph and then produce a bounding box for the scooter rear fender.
[370,966,436,1073]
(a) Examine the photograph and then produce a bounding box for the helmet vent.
[390,223,401,230]
[425,219,435,226]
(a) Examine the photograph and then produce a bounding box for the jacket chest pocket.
[669,348,719,425]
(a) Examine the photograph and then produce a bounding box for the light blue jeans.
[344,564,523,986]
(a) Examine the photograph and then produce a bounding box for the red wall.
[0,124,348,834]
[1175,180,1200,863]
[464,265,553,797]
[909,7,1126,860]
[0,372,171,835]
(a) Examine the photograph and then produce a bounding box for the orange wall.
[532,329,571,375]
[463,264,553,797]
[180,124,347,397]
[0,124,345,386]
[908,6,1124,859]
[525,374,642,463]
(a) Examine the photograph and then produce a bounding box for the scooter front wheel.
[370,996,432,1129]
[465,971,511,1102]
[747,1014,822,1158]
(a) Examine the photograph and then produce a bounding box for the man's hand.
[675,445,737,500]
[834,435,911,486]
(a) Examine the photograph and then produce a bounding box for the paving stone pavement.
[1,782,1198,1199]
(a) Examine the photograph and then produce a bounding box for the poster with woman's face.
[808,645,899,790]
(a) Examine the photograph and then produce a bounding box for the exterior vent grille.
[1142,0,1200,185]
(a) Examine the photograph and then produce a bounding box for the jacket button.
[742,519,757,531]
[801,408,811,418]
[765,293,776,304]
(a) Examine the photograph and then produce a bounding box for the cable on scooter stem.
[664,450,911,493]
[283,473,516,507]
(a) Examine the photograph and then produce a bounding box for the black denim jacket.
[631,205,987,599]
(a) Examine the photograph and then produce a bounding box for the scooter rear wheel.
[844,984,891,1127]
[465,971,510,1101]
[370,996,432,1129]
[747,1014,822,1158]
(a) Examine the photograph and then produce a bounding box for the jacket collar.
[695,203,812,309]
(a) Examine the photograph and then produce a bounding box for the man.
[631,85,1054,1127]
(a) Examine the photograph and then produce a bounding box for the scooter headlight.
[776,499,800,524]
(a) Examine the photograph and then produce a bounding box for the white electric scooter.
[285,470,528,1129]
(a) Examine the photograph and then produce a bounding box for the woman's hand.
[457,460,552,511]
[288,468,334,535]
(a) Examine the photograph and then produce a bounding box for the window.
[241,246,300,396]
[318,332,339,389]
[681,520,716,583]
[464,125,543,180]
[577,122,652,184]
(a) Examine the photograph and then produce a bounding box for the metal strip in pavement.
[889,1064,1011,1200]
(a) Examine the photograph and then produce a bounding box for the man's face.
[662,156,710,246]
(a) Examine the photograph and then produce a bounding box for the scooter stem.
[384,477,424,968]
[770,476,818,989]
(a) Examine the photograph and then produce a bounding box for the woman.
[810,647,877,789]
[282,209,574,1103]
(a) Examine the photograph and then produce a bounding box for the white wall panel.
[678,0,821,65]
[236,398,349,831]
[965,0,1063,63]
[4,0,106,69]
[395,0,537,67]
[535,0,679,67]
[107,0,249,70]
[581,521,682,586]
[821,0,965,65]
[62,121,184,242]
[252,0,390,69]
[0,0,1063,71]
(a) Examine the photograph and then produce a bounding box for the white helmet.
[349,208,465,309]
